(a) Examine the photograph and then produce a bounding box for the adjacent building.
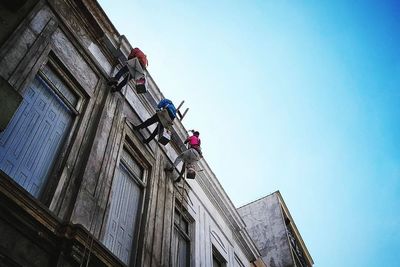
[238,191,314,267]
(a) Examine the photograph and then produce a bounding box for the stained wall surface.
[0,1,263,266]
[238,194,294,267]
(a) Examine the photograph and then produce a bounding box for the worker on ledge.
[166,130,202,183]
[131,98,176,144]
[108,47,148,92]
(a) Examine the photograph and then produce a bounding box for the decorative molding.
[211,230,227,253]
[0,171,125,266]
[195,167,261,261]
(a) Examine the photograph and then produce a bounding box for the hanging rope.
[175,171,186,266]
[175,139,191,266]
[80,117,120,267]
[80,71,130,267]
[85,70,132,267]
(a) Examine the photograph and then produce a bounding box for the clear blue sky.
[98,1,400,266]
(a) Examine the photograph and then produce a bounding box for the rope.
[80,115,121,267]
[80,66,129,267]
[175,140,191,266]
[175,171,186,266]
[84,70,132,266]
[81,34,132,265]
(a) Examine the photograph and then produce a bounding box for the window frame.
[234,254,245,267]
[119,146,147,188]
[0,56,84,204]
[212,245,227,267]
[36,56,86,205]
[173,201,195,267]
[40,55,86,110]
[101,138,150,266]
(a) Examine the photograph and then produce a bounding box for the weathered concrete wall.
[0,218,52,267]
[0,0,263,266]
[185,173,252,266]
[0,0,40,46]
[0,77,22,131]
[238,194,294,267]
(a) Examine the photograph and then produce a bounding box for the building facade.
[0,0,265,266]
[237,192,313,267]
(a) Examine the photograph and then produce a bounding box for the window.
[0,64,78,198]
[213,256,224,267]
[212,246,226,267]
[103,148,145,265]
[172,206,191,267]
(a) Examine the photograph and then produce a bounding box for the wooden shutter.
[0,76,73,197]
[103,153,143,264]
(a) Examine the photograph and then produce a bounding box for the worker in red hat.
[108,47,148,92]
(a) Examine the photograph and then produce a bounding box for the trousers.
[114,65,132,91]
[173,148,200,167]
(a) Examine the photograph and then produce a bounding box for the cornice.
[33,1,263,262]
[0,172,124,266]
[195,161,262,261]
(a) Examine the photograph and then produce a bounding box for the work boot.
[111,85,122,93]
[107,77,118,86]
[164,167,174,172]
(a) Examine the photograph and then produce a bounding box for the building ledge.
[0,171,126,267]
